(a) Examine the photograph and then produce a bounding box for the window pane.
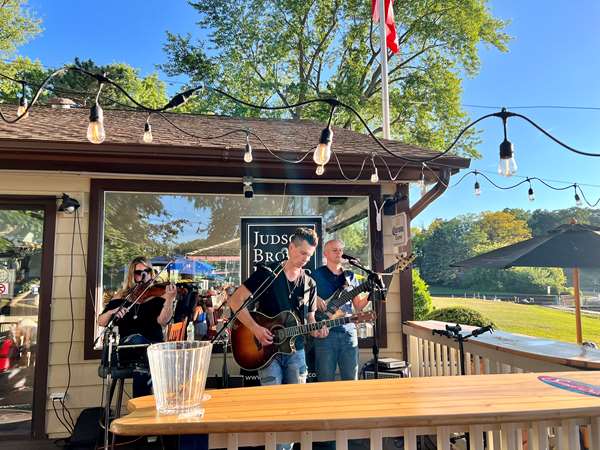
[97,193,371,344]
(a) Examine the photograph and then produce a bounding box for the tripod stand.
[432,323,493,449]
[345,258,386,379]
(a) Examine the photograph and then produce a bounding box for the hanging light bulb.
[498,112,517,176]
[370,166,379,183]
[141,121,153,143]
[315,165,325,176]
[87,103,105,144]
[417,168,426,195]
[16,83,28,119]
[17,96,28,119]
[313,127,333,168]
[474,180,481,196]
[243,134,253,163]
[575,187,583,207]
[528,186,535,202]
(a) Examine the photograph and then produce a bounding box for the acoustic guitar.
[231,310,376,371]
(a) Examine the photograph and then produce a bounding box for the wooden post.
[573,267,583,345]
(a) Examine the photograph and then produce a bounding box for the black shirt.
[243,263,317,350]
[102,297,165,343]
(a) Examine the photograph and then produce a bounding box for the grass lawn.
[431,296,600,344]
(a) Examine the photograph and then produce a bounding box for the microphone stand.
[345,258,385,379]
[210,263,285,388]
[96,260,174,450]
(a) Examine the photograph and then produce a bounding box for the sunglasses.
[134,268,153,276]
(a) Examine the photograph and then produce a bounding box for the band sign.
[240,216,323,280]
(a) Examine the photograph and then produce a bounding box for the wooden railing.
[111,372,600,450]
[404,320,600,376]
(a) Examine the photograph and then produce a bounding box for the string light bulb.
[313,127,333,168]
[574,186,582,207]
[417,167,426,196]
[498,111,517,176]
[243,134,253,163]
[87,102,105,144]
[17,96,28,119]
[474,180,481,196]
[370,166,379,183]
[315,165,325,176]
[528,186,535,202]
[141,121,153,143]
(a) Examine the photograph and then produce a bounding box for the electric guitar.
[231,310,376,371]
[315,253,416,322]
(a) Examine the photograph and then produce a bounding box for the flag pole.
[378,0,391,140]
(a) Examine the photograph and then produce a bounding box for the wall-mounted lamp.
[57,193,81,213]
[243,176,254,199]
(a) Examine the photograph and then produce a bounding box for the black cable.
[60,210,77,431]
[51,398,73,435]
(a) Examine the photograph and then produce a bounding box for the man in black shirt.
[229,227,328,385]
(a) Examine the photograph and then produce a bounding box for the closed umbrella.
[453,223,600,344]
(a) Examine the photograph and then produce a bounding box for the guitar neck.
[283,316,356,339]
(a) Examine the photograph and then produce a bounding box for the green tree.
[412,269,432,319]
[50,58,168,108]
[0,0,41,58]
[419,216,485,285]
[161,0,509,156]
[0,56,47,105]
[473,210,531,253]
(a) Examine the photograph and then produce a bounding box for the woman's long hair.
[122,256,153,291]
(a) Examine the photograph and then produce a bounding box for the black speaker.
[67,407,104,450]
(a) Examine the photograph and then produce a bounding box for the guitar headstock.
[393,253,416,273]
[351,310,377,324]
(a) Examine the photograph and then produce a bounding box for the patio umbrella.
[150,255,215,276]
[453,223,600,344]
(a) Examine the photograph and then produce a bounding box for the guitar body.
[315,287,348,322]
[231,310,300,371]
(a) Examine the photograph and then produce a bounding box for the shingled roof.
[0,105,470,181]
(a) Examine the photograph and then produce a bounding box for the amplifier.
[363,370,406,380]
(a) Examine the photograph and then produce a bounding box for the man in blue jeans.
[228,228,328,450]
[312,239,370,382]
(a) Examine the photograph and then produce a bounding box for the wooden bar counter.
[111,371,600,437]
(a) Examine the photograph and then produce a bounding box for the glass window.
[94,192,373,346]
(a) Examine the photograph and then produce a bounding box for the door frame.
[0,196,56,440]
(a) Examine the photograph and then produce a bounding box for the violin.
[123,281,173,304]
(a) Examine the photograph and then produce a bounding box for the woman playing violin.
[97,256,176,396]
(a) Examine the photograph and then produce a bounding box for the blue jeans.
[314,327,358,382]
[122,334,153,397]
[259,349,307,450]
[259,348,308,385]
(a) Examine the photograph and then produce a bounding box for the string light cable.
[3,65,600,182]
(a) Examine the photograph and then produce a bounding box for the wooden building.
[0,104,469,440]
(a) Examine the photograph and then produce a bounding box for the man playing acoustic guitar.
[228,227,328,387]
[313,239,370,381]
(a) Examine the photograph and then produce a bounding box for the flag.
[371,0,399,54]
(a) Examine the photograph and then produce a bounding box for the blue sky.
[18,1,600,227]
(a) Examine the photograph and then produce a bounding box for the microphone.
[342,253,360,263]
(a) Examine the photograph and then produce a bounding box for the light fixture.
[87,102,105,144]
[574,186,582,207]
[57,193,80,214]
[141,118,153,143]
[243,133,253,163]
[370,167,379,183]
[315,165,325,176]
[243,176,254,199]
[313,127,333,168]
[497,110,517,177]
[527,180,535,202]
[474,180,481,196]
[417,166,426,195]
[17,83,28,119]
